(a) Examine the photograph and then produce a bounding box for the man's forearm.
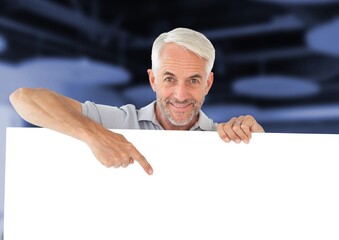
[9,87,99,144]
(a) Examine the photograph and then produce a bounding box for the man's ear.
[204,72,214,95]
[147,69,157,92]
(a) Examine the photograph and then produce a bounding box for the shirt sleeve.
[81,101,138,129]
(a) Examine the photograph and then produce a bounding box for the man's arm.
[9,88,153,175]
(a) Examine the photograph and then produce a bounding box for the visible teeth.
[172,103,188,108]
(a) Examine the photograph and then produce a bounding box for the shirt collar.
[138,101,215,131]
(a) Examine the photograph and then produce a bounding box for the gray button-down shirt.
[82,100,217,131]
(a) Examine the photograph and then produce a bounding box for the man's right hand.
[9,87,153,175]
[86,127,153,175]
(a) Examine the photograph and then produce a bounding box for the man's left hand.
[217,115,265,144]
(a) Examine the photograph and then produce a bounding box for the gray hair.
[151,27,215,74]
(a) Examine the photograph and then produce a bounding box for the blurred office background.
[1,0,339,237]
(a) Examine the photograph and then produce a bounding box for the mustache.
[165,98,196,105]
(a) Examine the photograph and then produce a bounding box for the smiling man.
[10,27,264,175]
[148,43,213,130]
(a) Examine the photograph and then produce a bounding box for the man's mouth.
[170,102,192,109]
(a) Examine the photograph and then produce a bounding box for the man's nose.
[173,82,189,101]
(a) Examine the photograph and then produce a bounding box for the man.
[9,27,264,175]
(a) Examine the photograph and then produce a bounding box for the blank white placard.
[4,128,339,240]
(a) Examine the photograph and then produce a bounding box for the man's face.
[148,43,213,130]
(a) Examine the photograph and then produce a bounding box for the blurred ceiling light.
[18,57,131,86]
[202,104,259,123]
[202,102,339,123]
[61,85,126,106]
[232,75,319,99]
[122,84,156,108]
[257,0,337,4]
[258,104,339,122]
[0,62,19,103]
[306,18,339,56]
[0,34,7,53]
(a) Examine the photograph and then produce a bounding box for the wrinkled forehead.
[159,43,203,60]
[158,44,208,74]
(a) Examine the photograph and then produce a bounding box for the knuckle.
[232,125,241,131]
[230,117,237,122]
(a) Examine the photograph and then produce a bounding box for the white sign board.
[4,128,339,240]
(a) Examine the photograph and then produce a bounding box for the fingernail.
[148,169,153,175]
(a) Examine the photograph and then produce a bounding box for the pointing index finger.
[132,152,153,175]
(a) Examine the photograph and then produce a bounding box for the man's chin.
[168,115,192,127]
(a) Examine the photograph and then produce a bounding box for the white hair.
[151,27,215,74]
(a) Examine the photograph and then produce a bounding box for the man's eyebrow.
[163,71,175,76]
[189,74,203,79]
[163,71,203,79]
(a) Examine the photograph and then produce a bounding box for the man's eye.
[190,79,199,84]
[164,77,174,82]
